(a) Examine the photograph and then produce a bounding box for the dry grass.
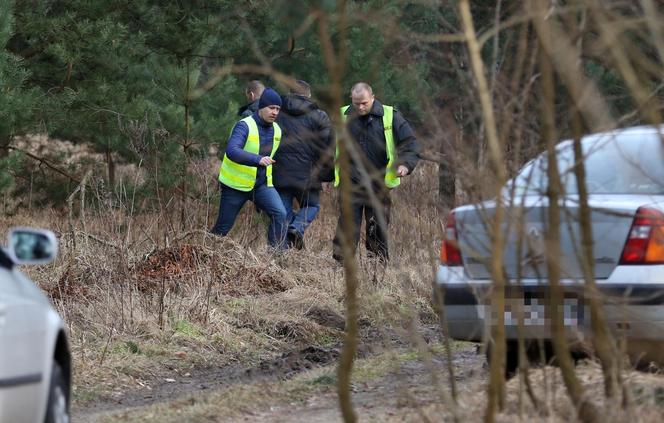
[0,159,443,410]
[3,155,664,421]
[87,345,664,422]
[407,362,664,423]
[91,347,450,423]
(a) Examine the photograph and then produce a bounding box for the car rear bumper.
[436,265,664,343]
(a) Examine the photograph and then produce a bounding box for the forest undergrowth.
[2,157,664,422]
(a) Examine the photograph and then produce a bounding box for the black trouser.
[333,186,391,261]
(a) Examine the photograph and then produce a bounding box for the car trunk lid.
[455,195,659,280]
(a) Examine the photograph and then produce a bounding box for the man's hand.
[259,156,275,167]
[321,182,332,193]
[396,165,409,177]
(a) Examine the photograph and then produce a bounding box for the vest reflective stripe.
[218,116,281,191]
[334,105,400,188]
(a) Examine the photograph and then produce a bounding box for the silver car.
[0,228,70,423]
[436,125,664,367]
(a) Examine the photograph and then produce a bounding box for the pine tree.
[7,1,236,212]
[0,0,38,195]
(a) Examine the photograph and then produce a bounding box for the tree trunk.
[181,58,191,230]
[437,104,458,209]
[106,145,116,189]
[313,4,359,422]
[459,2,509,421]
[538,14,599,421]
[571,110,621,399]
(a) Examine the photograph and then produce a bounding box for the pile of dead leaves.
[46,262,90,301]
[128,240,298,297]
[132,244,209,291]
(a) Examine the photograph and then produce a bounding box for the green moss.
[72,385,102,404]
[170,318,203,339]
[315,333,341,347]
[227,298,248,308]
[125,340,142,354]
[142,343,169,358]
[307,374,336,386]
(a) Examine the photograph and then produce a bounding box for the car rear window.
[513,130,664,196]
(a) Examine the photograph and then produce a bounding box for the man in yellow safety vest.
[333,82,420,262]
[210,88,288,249]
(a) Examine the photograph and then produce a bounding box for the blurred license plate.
[489,296,583,327]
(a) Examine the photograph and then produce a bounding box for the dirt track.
[72,326,484,422]
[73,346,346,422]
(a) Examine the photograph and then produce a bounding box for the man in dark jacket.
[274,80,334,249]
[333,82,420,261]
[237,80,265,118]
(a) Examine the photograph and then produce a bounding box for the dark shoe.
[286,230,295,248]
[367,250,389,263]
[288,228,305,250]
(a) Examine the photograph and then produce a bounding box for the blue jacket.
[224,112,276,188]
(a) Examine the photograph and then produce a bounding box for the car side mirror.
[7,228,58,265]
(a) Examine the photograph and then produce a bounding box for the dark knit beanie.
[258,87,282,109]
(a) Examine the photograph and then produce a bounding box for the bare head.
[245,80,265,102]
[350,82,374,116]
[290,79,311,98]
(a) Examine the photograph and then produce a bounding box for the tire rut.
[72,345,346,422]
[71,325,461,422]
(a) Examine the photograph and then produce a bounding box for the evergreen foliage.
[0,0,38,195]
[1,1,661,210]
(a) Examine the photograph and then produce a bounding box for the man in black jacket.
[333,82,420,262]
[237,80,265,118]
[274,80,334,249]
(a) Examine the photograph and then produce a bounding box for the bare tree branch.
[4,145,81,184]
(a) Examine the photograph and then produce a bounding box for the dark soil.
[72,344,343,422]
[71,325,470,423]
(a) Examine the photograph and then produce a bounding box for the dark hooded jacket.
[237,99,260,118]
[343,99,420,186]
[273,94,334,191]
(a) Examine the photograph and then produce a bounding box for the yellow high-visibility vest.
[334,104,400,188]
[218,116,281,191]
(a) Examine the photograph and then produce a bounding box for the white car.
[0,228,70,423]
[436,125,664,371]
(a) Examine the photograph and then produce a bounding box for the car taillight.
[441,211,463,266]
[619,206,664,264]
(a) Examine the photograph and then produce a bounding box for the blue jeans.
[210,183,288,249]
[278,188,320,236]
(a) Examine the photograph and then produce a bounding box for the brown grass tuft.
[133,244,210,280]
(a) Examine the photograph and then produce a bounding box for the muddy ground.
[72,326,485,422]
[71,330,664,423]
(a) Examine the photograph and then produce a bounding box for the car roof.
[552,125,664,151]
[582,124,664,142]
